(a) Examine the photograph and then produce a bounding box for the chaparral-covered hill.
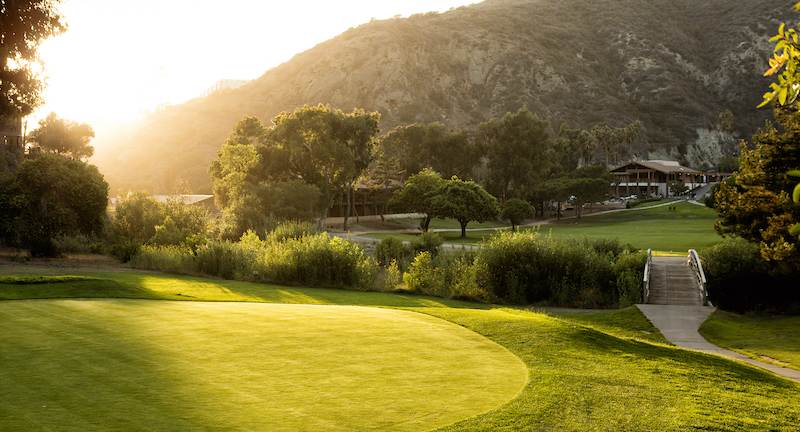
[94,0,791,193]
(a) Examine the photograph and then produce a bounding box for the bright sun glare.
[34,0,476,132]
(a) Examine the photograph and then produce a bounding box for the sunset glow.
[34,0,475,129]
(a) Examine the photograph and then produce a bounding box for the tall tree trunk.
[460,221,467,238]
[422,215,432,232]
[343,185,352,231]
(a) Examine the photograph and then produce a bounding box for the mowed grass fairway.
[0,268,799,431]
[0,300,526,431]
[364,201,722,252]
[700,310,800,371]
[536,201,721,252]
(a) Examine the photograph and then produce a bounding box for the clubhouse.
[609,160,723,198]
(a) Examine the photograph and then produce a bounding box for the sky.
[32,0,476,133]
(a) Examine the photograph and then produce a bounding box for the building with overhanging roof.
[610,160,707,197]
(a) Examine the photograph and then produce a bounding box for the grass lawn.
[700,310,800,371]
[364,230,491,245]
[386,217,509,230]
[1,268,799,431]
[365,202,721,252]
[0,300,526,431]
[534,201,721,252]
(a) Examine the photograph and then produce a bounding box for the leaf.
[779,87,789,105]
[791,223,800,236]
[794,182,800,204]
[788,170,800,177]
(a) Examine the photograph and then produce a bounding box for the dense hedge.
[702,238,799,313]
[132,231,376,290]
[471,232,644,307]
[133,226,645,308]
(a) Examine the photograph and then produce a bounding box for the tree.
[714,110,800,265]
[269,104,380,230]
[759,1,800,240]
[432,177,498,238]
[390,168,446,232]
[501,198,533,231]
[0,0,65,117]
[565,177,608,218]
[27,113,95,159]
[10,153,108,256]
[150,198,208,249]
[377,122,479,180]
[112,192,164,245]
[478,108,552,201]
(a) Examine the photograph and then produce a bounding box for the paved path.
[639,255,800,382]
[637,304,800,382]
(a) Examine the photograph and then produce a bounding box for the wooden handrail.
[688,249,710,306]
[642,249,652,303]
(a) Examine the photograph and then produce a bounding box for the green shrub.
[403,252,447,297]
[411,231,444,256]
[53,234,104,254]
[700,238,799,312]
[266,220,318,243]
[381,259,403,291]
[441,253,491,302]
[614,250,647,307]
[130,245,196,274]
[194,241,252,280]
[473,232,618,307]
[109,239,141,262]
[252,234,376,289]
[583,238,629,258]
[376,237,411,267]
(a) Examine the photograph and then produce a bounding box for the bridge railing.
[688,249,710,306]
[642,248,652,303]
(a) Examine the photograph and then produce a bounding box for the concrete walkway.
[637,304,800,382]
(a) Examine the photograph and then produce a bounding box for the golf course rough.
[0,300,528,431]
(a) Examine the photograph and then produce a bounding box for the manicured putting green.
[0,300,527,431]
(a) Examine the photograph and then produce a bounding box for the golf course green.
[0,269,798,431]
[0,299,526,431]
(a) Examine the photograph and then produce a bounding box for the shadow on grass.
[0,300,230,430]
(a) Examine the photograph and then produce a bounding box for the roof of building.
[610,160,702,175]
[152,194,214,205]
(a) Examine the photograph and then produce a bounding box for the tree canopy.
[27,112,95,159]
[389,168,446,232]
[432,177,498,238]
[377,122,479,180]
[3,153,108,256]
[0,0,65,116]
[478,108,553,200]
[714,109,800,266]
[500,198,533,231]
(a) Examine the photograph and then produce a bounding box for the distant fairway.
[365,201,722,252]
[0,300,527,431]
[533,201,721,252]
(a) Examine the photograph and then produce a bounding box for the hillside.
[93,0,791,193]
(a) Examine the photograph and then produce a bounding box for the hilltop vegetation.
[94,0,791,193]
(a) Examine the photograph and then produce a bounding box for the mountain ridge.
[94,0,791,193]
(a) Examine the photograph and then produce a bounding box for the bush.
[131,233,378,290]
[195,241,252,280]
[441,253,491,302]
[380,259,403,292]
[53,234,104,254]
[614,250,647,307]
[266,220,318,243]
[130,245,196,274]
[411,232,444,256]
[403,252,447,297]
[583,238,629,258]
[376,237,411,267]
[701,238,798,312]
[473,232,618,307]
